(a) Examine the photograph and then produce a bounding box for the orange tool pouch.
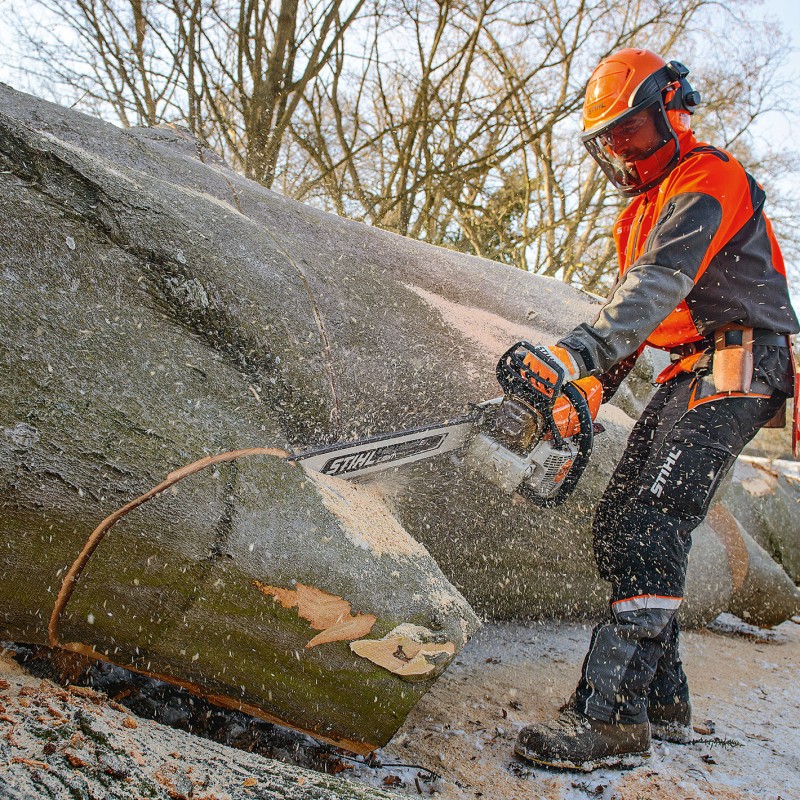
[762,402,787,429]
[713,324,754,393]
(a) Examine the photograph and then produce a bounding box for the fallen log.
[0,86,489,751]
[0,83,797,755]
[0,651,397,799]
[720,456,800,584]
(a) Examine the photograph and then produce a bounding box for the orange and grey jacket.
[559,130,799,382]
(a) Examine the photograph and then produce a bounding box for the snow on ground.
[1,615,797,799]
[345,615,800,799]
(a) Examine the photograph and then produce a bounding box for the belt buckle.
[670,344,691,363]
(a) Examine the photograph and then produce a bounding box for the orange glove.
[497,341,582,403]
[520,344,581,397]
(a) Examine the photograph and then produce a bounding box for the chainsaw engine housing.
[463,395,580,500]
[464,430,577,498]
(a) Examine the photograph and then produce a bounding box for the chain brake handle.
[496,341,568,446]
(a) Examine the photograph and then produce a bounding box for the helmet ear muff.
[663,84,692,134]
[664,61,702,115]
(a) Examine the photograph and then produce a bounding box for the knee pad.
[612,601,681,641]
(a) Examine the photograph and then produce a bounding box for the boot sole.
[514,742,651,773]
[651,722,694,744]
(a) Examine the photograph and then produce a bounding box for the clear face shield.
[582,99,680,196]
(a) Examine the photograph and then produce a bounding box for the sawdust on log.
[306,471,428,559]
[737,458,779,497]
[707,505,750,593]
[404,283,548,358]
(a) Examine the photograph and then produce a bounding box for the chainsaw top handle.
[497,341,595,507]
[496,341,566,404]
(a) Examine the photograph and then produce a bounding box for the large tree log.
[0,87,481,751]
[0,84,797,752]
[721,457,800,583]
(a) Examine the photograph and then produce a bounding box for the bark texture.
[0,652,396,799]
[0,84,482,750]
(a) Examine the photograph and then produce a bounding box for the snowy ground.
[1,615,798,799]
[345,615,800,800]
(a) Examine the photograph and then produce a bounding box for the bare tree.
[7,0,186,126]
[4,0,796,291]
[8,0,368,187]
[177,0,368,186]
[286,0,723,281]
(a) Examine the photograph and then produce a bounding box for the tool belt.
[712,326,791,393]
[668,329,789,364]
[663,327,792,429]
[668,338,712,363]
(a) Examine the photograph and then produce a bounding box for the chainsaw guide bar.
[292,343,601,507]
[292,415,477,479]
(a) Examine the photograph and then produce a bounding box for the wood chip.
[66,752,90,768]
[693,720,716,736]
[351,635,455,679]
[306,614,377,648]
[254,580,377,647]
[12,756,49,770]
[243,777,257,787]
[69,685,105,702]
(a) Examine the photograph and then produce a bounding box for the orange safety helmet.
[581,48,701,196]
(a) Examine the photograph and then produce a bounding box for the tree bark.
[0,653,396,799]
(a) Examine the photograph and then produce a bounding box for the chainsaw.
[294,342,603,507]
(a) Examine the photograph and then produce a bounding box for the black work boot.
[514,709,651,772]
[648,699,693,743]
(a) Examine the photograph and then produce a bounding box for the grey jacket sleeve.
[558,192,723,376]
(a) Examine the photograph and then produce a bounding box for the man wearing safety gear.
[513,48,799,771]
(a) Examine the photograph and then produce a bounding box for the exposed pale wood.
[351,631,457,681]
[252,580,378,646]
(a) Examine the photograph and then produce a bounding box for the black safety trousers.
[574,370,787,725]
